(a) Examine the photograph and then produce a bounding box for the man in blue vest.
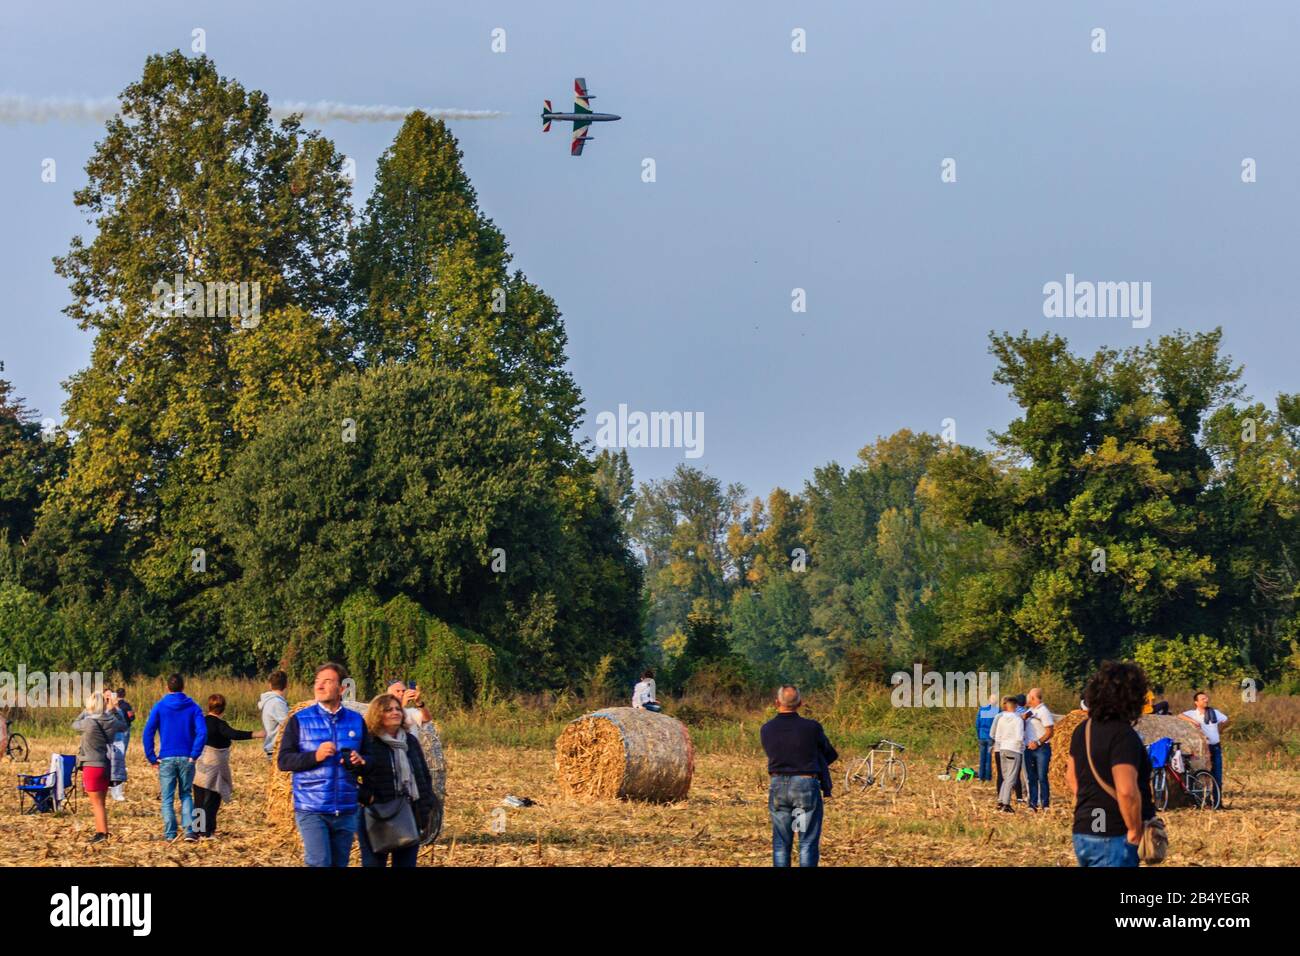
[975,694,999,782]
[276,662,368,866]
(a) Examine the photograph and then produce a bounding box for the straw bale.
[555,707,694,803]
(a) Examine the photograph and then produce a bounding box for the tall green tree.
[631,464,745,647]
[927,329,1242,681]
[216,363,640,686]
[42,52,354,666]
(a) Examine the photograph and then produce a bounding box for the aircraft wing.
[570,120,592,156]
[574,77,592,114]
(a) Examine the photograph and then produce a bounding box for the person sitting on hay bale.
[276,662,368,867]
[760,685,838,867]
[631,669,662,712]
[354,693,437,868]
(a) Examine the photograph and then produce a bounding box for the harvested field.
[3,730,1297,867]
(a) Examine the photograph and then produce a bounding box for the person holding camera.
[354,693,436,867]
[276,662,368,866]
[73,688,129,843]
[385,678,431,734]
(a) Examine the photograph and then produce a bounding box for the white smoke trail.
[0,93,504,124]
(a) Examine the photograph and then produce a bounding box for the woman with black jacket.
[355,693,435,867]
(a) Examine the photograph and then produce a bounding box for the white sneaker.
[109,785,126,802]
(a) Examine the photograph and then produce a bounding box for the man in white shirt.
[990,697,1024,812]
[1021,687,1055,810]
[1179,690,1228,797]
[631,669,661,712]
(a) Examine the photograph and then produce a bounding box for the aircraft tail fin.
[541,100,552,132]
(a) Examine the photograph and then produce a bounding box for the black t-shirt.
[1070,719,1155,836]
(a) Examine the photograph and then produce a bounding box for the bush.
[341,591,498,708]
[1133,634,1245,691]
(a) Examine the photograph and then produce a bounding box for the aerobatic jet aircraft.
[541,78,621,156]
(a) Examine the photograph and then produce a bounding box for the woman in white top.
[1179,690,1228,796]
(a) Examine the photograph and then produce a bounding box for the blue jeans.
[978,740,993,781]
[1024,743,1051,807]
[1208,743,1223,794]
[296,810,359,867]
[357,818,420,867]
[769,775,824,867]
[158,756,195,839]
[1073,833,1139,867]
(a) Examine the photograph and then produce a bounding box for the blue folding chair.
[17,754,78,814]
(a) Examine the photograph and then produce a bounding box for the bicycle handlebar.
[875,739,906,752]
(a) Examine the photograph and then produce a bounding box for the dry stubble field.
[3,732,1298,866]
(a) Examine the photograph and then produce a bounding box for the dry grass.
[4,729,1297,866]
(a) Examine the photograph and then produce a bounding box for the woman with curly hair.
[1066,661,1156,867]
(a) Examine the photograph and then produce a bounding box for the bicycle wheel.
[882,758,906,794]
[844,757,873,793]
[8,733,28,762]
[1188,771,1220,810]
[1152,767,1169,812]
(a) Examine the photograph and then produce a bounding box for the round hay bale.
[1046,709,1210,796]
[555,707,694,803]
[266,699,447,844]
[1046,709,1087,796]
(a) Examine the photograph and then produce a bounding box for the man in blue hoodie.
[143,673,207,841]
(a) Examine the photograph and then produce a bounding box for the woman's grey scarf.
[379,729,419,801]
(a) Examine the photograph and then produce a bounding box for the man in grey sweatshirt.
[258,671,290,759]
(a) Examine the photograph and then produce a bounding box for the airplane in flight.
[541,78,621,156]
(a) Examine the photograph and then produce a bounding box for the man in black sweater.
[759,685,838,867]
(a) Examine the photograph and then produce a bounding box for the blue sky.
[1,1,1296,498]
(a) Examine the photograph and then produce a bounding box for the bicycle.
[1152,741,1219,811]
[844,739,907,794]
[4,727,30,762]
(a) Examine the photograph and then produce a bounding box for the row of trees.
[623,331,1300,691]
[2,53,1295,698]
